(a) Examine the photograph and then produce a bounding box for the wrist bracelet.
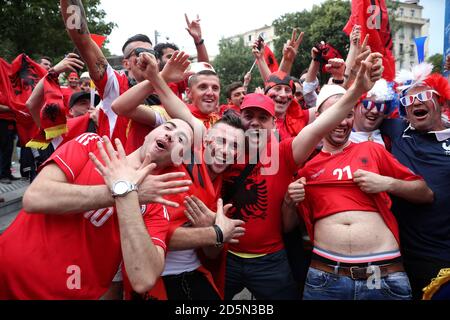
[213,224,224,247]
[332,78,345,84]
[195,39,204,46]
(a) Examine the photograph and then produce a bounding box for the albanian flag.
[264,45,279,73]
[91,34,107,48]
[343,0,396,81]
[40,72,68,140]
[0,54,46,145]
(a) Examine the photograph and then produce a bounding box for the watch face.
[114,181,129,195]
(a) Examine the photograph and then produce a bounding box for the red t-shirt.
[222,138,298,254]
[298,142,422,244]
[0,133,169,299]
[94,66,130,145]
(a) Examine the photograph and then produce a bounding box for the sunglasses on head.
[361,100,391,114]
[125,47,156,59]
[399,90,439,107]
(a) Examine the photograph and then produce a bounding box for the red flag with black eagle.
[0,54,47,145]
[264,45,279,73]
[343,0,396,81]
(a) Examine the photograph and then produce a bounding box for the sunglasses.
[399,90,439,107]
[361,100,391,115]
[125,47,156,59]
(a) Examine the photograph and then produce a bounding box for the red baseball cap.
[240,93,275,117]
[69,72,79,79]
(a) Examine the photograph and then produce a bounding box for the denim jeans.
[225,249,300,300]
[303,267,412,300]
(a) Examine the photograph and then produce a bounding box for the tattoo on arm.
[95,57,109,80]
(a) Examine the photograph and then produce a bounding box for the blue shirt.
[381,119,450,262]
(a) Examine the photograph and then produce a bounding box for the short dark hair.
[154,42,179,59]
[122,34,153,54]
[225,82,244,100]
[188,70,219,88]
[39,56,52,63]
[215,109,244,131]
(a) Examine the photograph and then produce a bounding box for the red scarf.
[283,100,309,137]
[40,72,68,139]
[187,104,220,129]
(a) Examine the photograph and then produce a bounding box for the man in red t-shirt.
[219,76,251,116]
[0,118,194,299]
[282,84,433,300]
[222,53,385,300]
[111,53,246,300]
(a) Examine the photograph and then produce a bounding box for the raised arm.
[185,14,209,63]
[252,40,271,82]
[89,137,165,293]
[60,0,108,82]
[279,29,304,75]
[26,77,45,127]
[137,52,205,140]
[23,156,191,215]
[112,51,193,126]
[291,52,384,167]
[26,53,85,127]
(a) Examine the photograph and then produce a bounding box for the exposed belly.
[314,211,399,256]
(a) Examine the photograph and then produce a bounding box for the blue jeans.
[303,267,412,300]
[225,249,300,300]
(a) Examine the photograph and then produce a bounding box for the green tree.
[0,0,115,63]
[427,53,444,74]
[272,0,351,81]
[272,0,399,82]
[213,38,263,104]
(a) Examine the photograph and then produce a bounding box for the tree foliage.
[272,0,351,81]
[427,53,444,74]
[213,38,263,104]
[0,0,115,62]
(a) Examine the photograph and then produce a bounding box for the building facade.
[394,0,430,70]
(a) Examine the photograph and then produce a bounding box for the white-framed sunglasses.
[400,90,439,107]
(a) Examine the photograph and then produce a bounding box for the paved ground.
[0,162,28,234]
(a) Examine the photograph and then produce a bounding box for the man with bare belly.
[282,85,434,300]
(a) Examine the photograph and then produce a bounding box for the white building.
[226,24,276,51]
[394,0,430,70]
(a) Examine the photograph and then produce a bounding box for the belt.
[310,259,405,280]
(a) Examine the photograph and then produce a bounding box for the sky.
[100,0,446,58]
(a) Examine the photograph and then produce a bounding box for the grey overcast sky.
[100,0,445,58]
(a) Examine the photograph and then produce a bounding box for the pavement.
[0,162,28,234]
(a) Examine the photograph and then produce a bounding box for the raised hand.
[283,28,304,63]
[350,25,362,47]
[185,14,203,44]
[215,199,245,244]
[325,58,346,80]
[160,51,192,84]
[285,177,307,205]
[135,51,160,81]
[89,136,154,189]
[184,195,216,227]
[252,38,265,60]
[353,169,391,194]
[52,53,84,74]
[353,52,384,93]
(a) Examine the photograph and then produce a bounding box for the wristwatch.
[111,180,138,198]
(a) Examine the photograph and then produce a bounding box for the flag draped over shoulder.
[0,54,47,145]
[264,45,279,73]
[343,0,396,81]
